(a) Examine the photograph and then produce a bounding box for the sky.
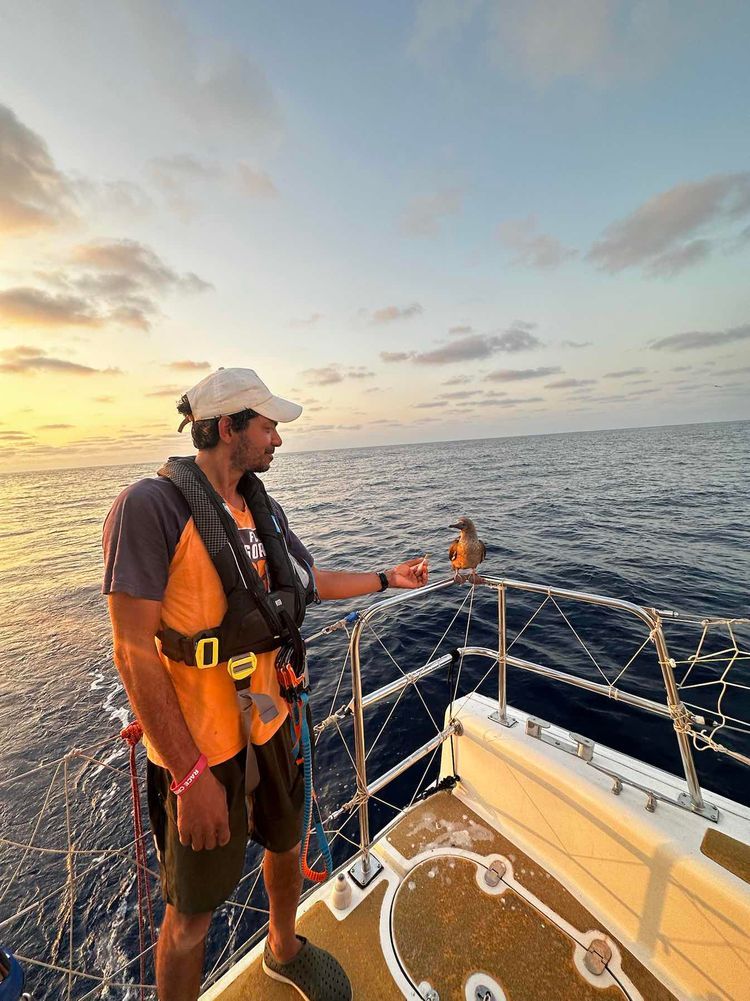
[0,0,749,472]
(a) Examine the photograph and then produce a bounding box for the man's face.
[231,416,282,473]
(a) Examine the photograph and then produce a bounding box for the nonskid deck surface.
[209,792,676,1000]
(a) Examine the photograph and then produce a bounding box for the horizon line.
[0,415,747,477]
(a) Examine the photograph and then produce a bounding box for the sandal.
[262,936,352,1000]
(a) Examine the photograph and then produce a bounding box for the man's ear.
[217,415,234,443]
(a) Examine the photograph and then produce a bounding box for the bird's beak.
[449,523,460,529]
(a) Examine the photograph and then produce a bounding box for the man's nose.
[272,429,282,447]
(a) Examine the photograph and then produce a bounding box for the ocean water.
[1,420,748,998]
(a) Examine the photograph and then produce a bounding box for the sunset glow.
[1,2,749,472]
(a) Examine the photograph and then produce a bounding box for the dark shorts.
[146,714,309,914]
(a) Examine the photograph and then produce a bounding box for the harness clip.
[228,652,258,681]
[195,636,220,670]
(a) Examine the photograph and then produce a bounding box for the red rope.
[120,721,154,1000]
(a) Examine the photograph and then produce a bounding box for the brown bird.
[448,516,487,573]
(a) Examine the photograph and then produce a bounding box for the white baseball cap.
[182,367,302,426]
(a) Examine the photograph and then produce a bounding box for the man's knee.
[162,905,212,951]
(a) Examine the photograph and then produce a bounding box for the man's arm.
[108,592,230,851]
[313,558,428,600]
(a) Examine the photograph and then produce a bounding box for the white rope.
[363,619,442,733]
[0,760,62,905]
[549,595,611,686]
[15,952,156,993]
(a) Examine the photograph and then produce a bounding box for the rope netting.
[3,583,748,998]
[668,616,750,767]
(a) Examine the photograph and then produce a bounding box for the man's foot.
[262,936,352,1000]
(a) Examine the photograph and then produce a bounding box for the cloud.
[449,325,473,335]
[302,366,344,385]
[18,239,213,332]
[439,390,475,400]
[145,385,185,397]
[72,239,210,293]
[485,366,562,382]
[164,360,211,371]
[0,103,75,235]
[147,154,220,218]
[490,0,681,85]
[413,335,498,365]
[561,340,592,349]
[456,395,543,408]
[386,324,543,366]
[93,395,115,403]
[442,375,472,385]
[381,351,414,363]
[496,325,543,352]
[290,313,323,328]
[603,367,648,378]
[371,303,423,324]
[36,423,74,429]
[413,401,442,409]
[0,345,119,375]
[497,216,577,269]
[545,377,597,389]
[301,364,373,385]
[646,238,712,277]
[650,324,750,352]
[125,0,282,145]
[400,187,462,237]
[0,287,103,327]
[588,173,750,275]
[237,163,278,198]
[410,1,686,86]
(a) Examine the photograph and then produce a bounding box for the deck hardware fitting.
[570,732,595,761]
[423,987,440,1001]
[489,710,517,728]
[588,761,719,822]
[483,859,506,887]
[584,939,612,976]
[475,987,496,1001]
[677,791,719,821]
[348,854,383,888]
[525,717,596,761]
[331,872,352,910]
[483,867,501,887]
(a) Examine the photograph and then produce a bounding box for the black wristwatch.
[377,571,390,592]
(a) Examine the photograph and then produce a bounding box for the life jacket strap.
[158,626,221,668]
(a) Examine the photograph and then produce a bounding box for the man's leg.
[264,842,303,963]
[155,905,212,1001]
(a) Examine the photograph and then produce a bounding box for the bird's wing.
[448,540,459,562]
[479,540,487,563]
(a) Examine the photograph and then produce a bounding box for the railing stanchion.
[347,615,384,885]
[650,619,716,820]
[493,581,516,727]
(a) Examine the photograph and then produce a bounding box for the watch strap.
[377,571,389,592]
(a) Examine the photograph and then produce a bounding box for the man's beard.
[232,440,270,474]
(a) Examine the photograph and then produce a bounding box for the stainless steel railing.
[330,574,743,882]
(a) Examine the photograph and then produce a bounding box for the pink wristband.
[170,753,208,796]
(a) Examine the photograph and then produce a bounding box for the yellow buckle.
[227,652,258,681]
[195,636,219,670]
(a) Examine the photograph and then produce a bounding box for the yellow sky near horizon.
[2,3,749,473]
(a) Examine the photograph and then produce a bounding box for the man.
[102,367,428,1001]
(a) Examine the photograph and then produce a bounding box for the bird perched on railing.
[448,517,486,577]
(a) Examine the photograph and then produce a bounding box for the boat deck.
[210,791,676,1000]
